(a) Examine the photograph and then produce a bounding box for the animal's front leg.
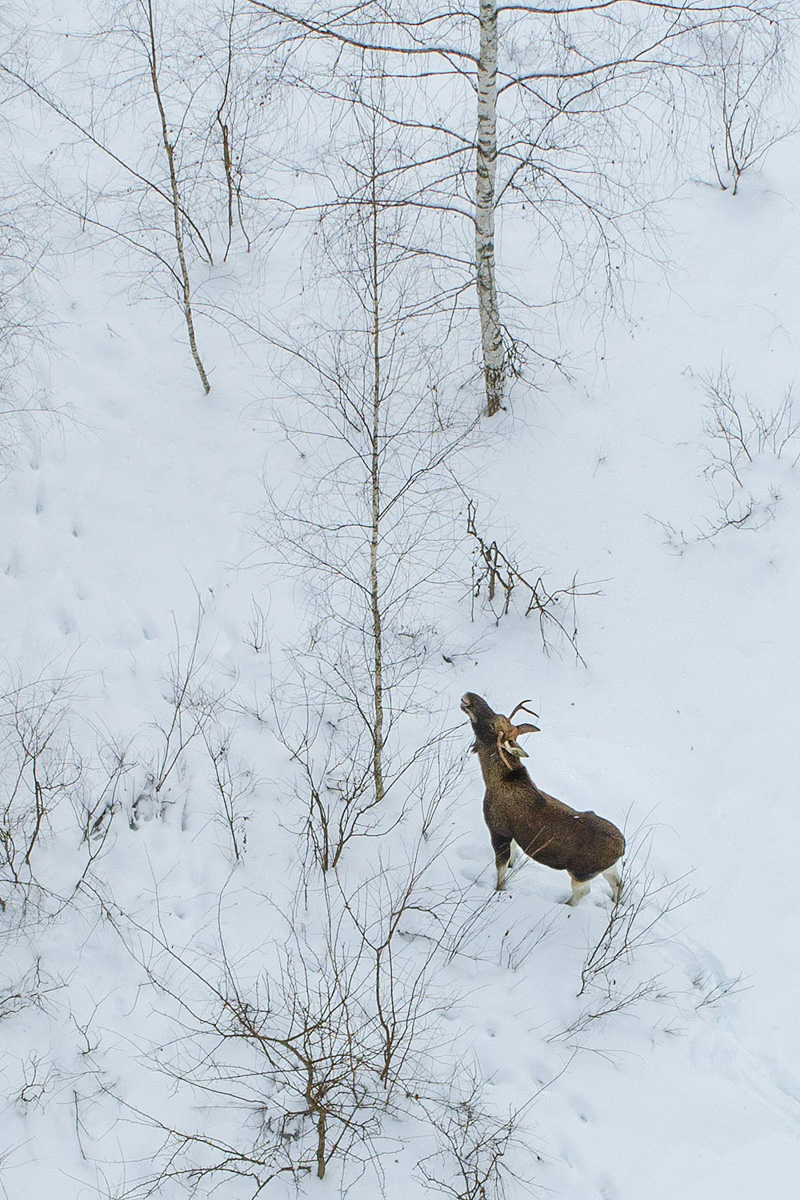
[490,832,512,891]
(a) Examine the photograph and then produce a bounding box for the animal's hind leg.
[566,873,591,906]
[508,839,519,867]
[490,833,512,891]
[603,863,623,903]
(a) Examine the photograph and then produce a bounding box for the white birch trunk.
[145,0,211,395]
[476,0,504,417]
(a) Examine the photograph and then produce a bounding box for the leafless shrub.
[270,691,460,874]
[696,369,799,541]
[88,887,410,1191]
[332,849,462,1095]
[0,959,59,1023]
[15,1050,58,1109]
[703,369,800,482]
[648,514,691,556]
[130,612,223,828]
[271,692,388,873]
[699,18,793,194]
[200,722,253,863]
[243,597,270,654]
[73,738,135,845]
[466,500,598,663]
[496,906,560,973]
[577,857,696,999]
[0,224,48,472]
[651,369,800,548]
[415,1076,535,1200]
[0,675,83,907]
[693,970,748,1010]
[698,485,782,542]
[546,840,698,1045]
[80,814,495,1196]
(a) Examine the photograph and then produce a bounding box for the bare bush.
[699,18,793,194]
[695,370,799,540]
[73,738,134,845]
[693,969,748,1010]
[466,499,597,662]
[130,612,223,828]
[547,841,698,1045]
[703,369,800,480]
[201,722,253,863]
[651,368,800,549]
[578,857,696,999]
[0,959,59,1024]
[0,675,82,908]
[86,854,475,1194]
[415,1076,535,1200]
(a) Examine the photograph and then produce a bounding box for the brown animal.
[461,692,624,905]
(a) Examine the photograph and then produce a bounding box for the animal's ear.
[515,722,540,735]
[502,740,528,758]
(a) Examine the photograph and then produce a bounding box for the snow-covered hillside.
[2,1,800,1197]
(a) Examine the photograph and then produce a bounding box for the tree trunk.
[144,0,211,395]
[368,144,385,805]
[475,0,504,417]
[316,1107,327,1178]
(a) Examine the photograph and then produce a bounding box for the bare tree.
[1,0,280,390]
[248,0,783,417]
[82,857,468,1193]
[0,57,49,473]
[139,0,211,390]
[257,87,476,870]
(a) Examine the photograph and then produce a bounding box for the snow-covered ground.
[2,5,800,1197]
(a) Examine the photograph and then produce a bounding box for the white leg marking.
[496,860,508,891]
[566,875,591,906]
[603,864,623,903]
[508,840,518,867]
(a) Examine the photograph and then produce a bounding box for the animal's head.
[460,693,540,768]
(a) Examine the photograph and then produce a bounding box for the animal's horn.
[508,700,539,723]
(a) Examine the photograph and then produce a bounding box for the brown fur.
[461,693,625,898]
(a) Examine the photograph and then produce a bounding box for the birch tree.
[1,0,277,392]
[250,0,784,416]
[257,82,475,869]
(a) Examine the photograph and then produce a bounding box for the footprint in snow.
[455,842,486,862]
[57,610,75,636]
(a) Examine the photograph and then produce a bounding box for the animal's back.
[485,780,625,879]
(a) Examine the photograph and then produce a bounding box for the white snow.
[2,3,800,1197]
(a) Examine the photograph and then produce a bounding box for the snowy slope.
[2,8,800,1200]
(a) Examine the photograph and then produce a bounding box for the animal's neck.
[475,744,530,789]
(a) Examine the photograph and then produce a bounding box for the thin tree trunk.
[144,0,211,394]
[368,139,385,806]
[316,1107,327,1178]
[476,0,504,417]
